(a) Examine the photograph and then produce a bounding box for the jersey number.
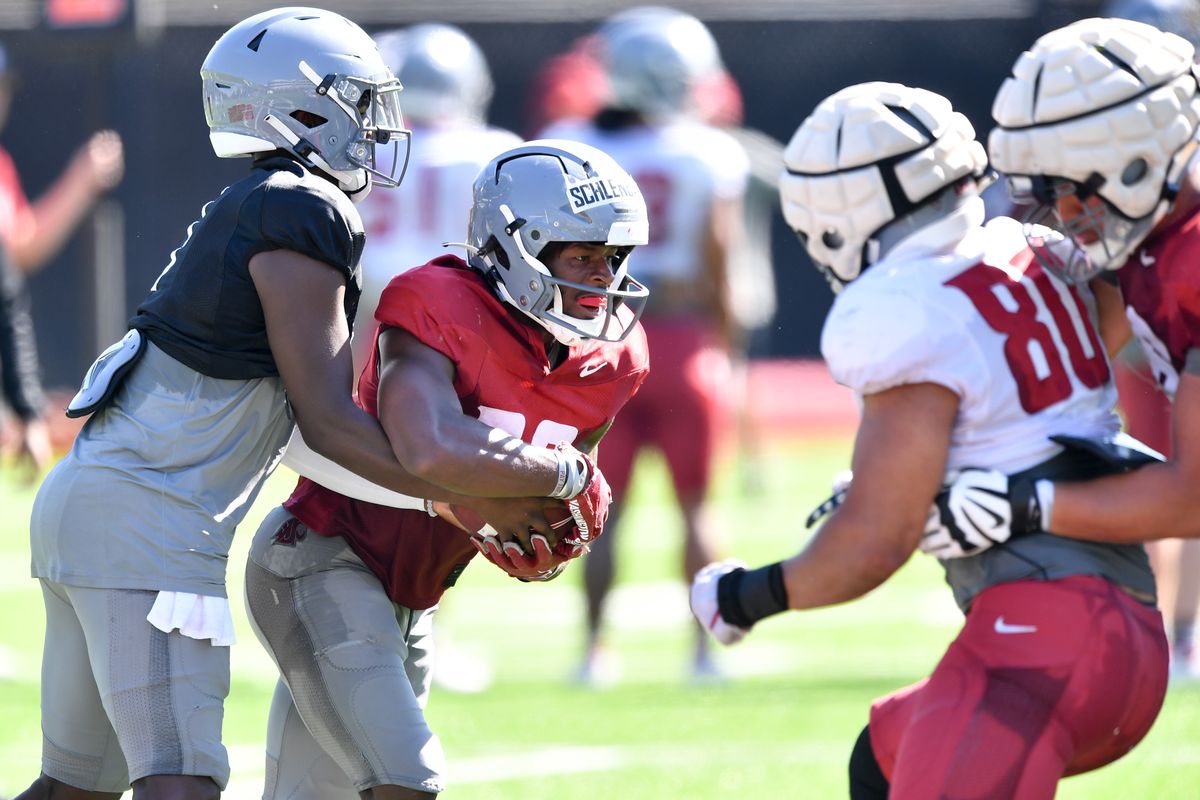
[633,170,671,246]
[477,405,579,449]
[946,261,1109,413]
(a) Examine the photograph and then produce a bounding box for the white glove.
[920,468,1019,559]
[690,559,751,646]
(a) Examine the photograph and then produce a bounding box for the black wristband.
[716,562,789,629]
[1009,477,1041,534]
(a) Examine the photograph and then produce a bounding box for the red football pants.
[870,576,1167,799]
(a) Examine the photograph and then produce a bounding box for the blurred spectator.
[539,7,751,686]
[355,23,522,692]
[0,41,123,480]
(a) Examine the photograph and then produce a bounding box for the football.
[445,501,574,542]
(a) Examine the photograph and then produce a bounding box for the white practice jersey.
[355,123,521,332]
[541,118,749,283]
[823,214,1121,476]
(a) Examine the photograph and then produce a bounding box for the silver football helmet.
[781,82,990,291]
[465,139,650,346]
[598,7,722,120]
[374,23,493,126]
[201,7,411,197]
[990,17,1200,281]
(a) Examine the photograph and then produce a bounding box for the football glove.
[690,559,751,646]
[472,534,570,582]
[920,469,1041,559]
[555,443,612,548]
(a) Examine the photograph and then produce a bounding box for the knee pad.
[849,724,889,800]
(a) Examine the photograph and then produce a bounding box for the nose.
[586,256,615,285]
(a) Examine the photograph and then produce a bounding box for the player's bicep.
[375,326,467,463]
[838,382,959,551]
[249,248,356,420]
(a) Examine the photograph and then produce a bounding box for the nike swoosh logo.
[1139,251,1156,268]
[994,616,1038,634]
[579,362,607,377]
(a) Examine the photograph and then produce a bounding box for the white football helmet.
[990,17,1200,281]
[465,139,650,346]
[201,7,412,196]
[598,7,722,120]
[780,82,990,291]
[374,23,494,126]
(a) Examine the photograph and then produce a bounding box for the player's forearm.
[781,524,912,610]
[10,165,101,273]
[388,418,559,498]
[1049,462,1200,541]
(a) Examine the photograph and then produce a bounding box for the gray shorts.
[245,506,444,796]
[38,580,230,792]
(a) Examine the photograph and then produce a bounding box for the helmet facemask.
[260,61,411,195]
[1007,144,1195,283]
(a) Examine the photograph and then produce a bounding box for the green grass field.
[1,436,1198,799]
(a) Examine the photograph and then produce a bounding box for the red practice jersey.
[1119,208,1200,399]
[285,255,649,609]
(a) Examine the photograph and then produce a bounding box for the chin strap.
[263,113,367,194]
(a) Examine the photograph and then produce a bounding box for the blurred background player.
[693,81,1166,799]
[527,15,782,449]
[353,23,520,378]
[539,6,751,685]
[0,41,123,480]
[244,139,646,799]
[355,22,522,693]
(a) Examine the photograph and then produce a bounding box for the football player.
[352,23,521,377]
[18,9,569,800]
[930,20,1200,559]
[539,6,751,684]
[242,139,649,798]
[691,82,1167,798]
[353,24,523,694]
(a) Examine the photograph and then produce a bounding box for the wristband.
[716,562,789,629]
[548,447,589,500]
[1034,479,1055,532]
[423,498,437,517]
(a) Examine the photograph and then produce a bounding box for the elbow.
[859,539,914,586]
[388,435,470,488]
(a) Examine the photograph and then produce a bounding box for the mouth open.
[576,294,608,314]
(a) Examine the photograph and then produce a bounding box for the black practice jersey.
[130,156,365,380]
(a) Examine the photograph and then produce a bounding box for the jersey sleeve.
[821,282,974,398]
[256,181,365,282]
[373,266,484,369]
